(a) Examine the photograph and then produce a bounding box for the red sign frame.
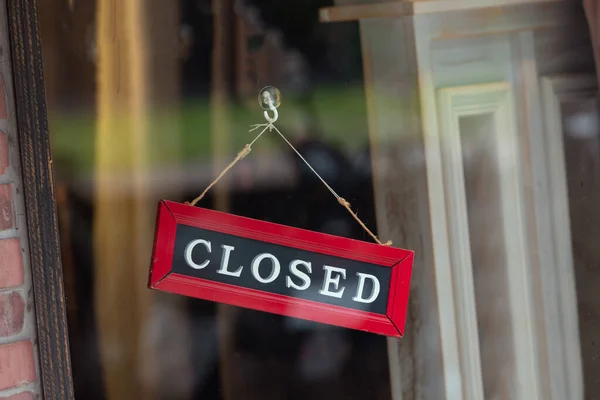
[148,200,414,337]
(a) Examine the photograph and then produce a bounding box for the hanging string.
[269,123,391,246]
[186,91,391,246]
[186,123,271,207]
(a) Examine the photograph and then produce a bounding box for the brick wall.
[0,3,41,399]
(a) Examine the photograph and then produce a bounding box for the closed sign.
[149,200,414,337]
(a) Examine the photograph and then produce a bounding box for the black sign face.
[172,224,391,314]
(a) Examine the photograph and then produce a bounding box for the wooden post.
[95,1,149,398]
[94,0,183,399]
[211,1,238,400]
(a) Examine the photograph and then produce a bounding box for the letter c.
[185,239,211,269]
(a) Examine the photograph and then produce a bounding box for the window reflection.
[38,0,600,399]
[42,0,391,399]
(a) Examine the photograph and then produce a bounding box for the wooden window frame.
[7,1,75,399]
[433,82,539,400]
[538,74,595,400]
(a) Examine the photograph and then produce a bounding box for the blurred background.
[36,0,600,399]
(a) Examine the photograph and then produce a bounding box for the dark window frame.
[7,0,74,398]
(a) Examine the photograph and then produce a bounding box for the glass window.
[38,0,600,399]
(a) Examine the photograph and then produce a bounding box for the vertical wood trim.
[509,31,549,400]
[360,20,404,398]
[413,15,464,400]
[436,85,492,400]
[539,74,593,400]
[435,83,530,400]
[358,20,404,400]
[359,15,446,400]
[539,76,575,400]
[6,0,75,398]
[435,81,542,400]
[493,80,540,400]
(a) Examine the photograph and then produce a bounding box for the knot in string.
[186,144,253,207]
[337,197,392,246]
[238,144,251,159]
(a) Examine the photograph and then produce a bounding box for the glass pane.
[40,1,390,399]
[36,1,599,399]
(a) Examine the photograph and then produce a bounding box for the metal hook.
[262,92,278,123]
[264,104,278,123]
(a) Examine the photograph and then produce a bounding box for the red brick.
[0,341,36,391]
[0,391,35,400]
[0,77,6,119]
[0,185,13,230]
[0,132,8,175]
[0,292,24,337]
[0,239,23,289]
